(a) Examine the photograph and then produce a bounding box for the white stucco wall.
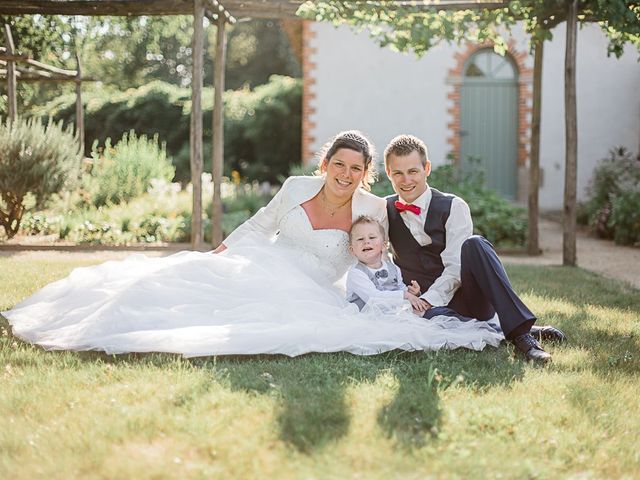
[308,21,639,209]
[309,22,458,172]
[538,23,640,208]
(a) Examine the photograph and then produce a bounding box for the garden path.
[501,218,640,289]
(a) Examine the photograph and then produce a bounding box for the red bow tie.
[394,201,421,215]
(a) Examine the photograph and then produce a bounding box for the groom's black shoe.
[512,333,552,364]
[530,325,567,343]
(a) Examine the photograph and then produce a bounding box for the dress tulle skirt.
[3,240,503,357]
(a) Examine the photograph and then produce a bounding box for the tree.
[2,15,301,110]
[211,19,301,90]
[299,0,640,265]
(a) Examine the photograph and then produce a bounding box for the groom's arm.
[420,198,473,307]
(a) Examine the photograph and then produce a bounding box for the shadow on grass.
[1,310,525,454]
[2,264,637,455]
[212,347,524,453]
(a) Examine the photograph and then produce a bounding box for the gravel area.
[501,219,640,289]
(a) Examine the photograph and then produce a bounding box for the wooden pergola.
[1,29,93,154]
[2,1,584,265]
[0,0,304,250]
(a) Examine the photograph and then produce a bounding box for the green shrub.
[37,76,302,185]
[582,147,640,245]
[223,75,302,183]
[20,211,60,236]
[85,131,175,207]
[16,175,273,246]
[609,189,640,246]
[0,117,80,238]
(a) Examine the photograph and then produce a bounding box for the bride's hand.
[212,244,227,254]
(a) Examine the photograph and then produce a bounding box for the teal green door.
[460,49,518,200]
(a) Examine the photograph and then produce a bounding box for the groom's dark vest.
[387,188,454,292]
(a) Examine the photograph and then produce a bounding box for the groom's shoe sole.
[530,325,567,343]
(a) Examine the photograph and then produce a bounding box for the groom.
[384,134,565,363]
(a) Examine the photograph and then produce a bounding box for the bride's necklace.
[321,188,351,217]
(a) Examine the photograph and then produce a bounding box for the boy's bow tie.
[374,269,389,279]
[394,201,421,215]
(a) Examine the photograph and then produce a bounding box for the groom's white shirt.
[396,186,473,307]
[223,175,387,247]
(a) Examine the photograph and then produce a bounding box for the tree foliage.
[1,15,300,114]
[298,1,640,57]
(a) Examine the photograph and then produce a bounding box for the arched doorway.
[460,49,519,200]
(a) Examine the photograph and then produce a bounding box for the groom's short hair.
[384,134,429,169]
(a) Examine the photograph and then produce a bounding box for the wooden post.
[212,14,227,248]
[563,0,578,266]
[75,53,85,159]
[190,0,205,249]
[528,38,543,256]
[3,25,17,123]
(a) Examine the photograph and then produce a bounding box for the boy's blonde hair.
[349,215,386,243]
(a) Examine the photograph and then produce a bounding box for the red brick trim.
[301,20,317,165]
[446,42,533,171]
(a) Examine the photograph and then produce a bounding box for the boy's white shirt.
[224,175,388,247]
[345,259,406,305]
[394,186,473,307]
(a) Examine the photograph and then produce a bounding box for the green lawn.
[1,255,639,479]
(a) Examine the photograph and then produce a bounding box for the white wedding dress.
[4,206,503,357]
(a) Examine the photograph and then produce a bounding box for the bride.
[3,131,502,357]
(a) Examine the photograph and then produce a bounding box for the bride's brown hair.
[315,130,378,191]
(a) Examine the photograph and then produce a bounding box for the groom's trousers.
[423,235,536,339]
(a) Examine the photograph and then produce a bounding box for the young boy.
[346,215,426,314]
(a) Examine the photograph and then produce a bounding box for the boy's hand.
[404,292,430,314]
[407,280,421,296]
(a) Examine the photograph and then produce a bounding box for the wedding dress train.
[4,206,503,357]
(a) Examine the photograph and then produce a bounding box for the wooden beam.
[222,0,510,18]
[211,14,227,248]
[0,0,196,16]
[205,0,237,23]
[75,53,85,159]
[0,54,77,77]
[24,58,77,76]
[3,25,17,123]
[528,38,543,256]
[563,0,578,266]
[0,0,298,17]
[0,73,94,82]
[0,0,620,19]
[234,10,301,19]
[0,53,31,62]
[190,0,205,249]
[222,0,302,18]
